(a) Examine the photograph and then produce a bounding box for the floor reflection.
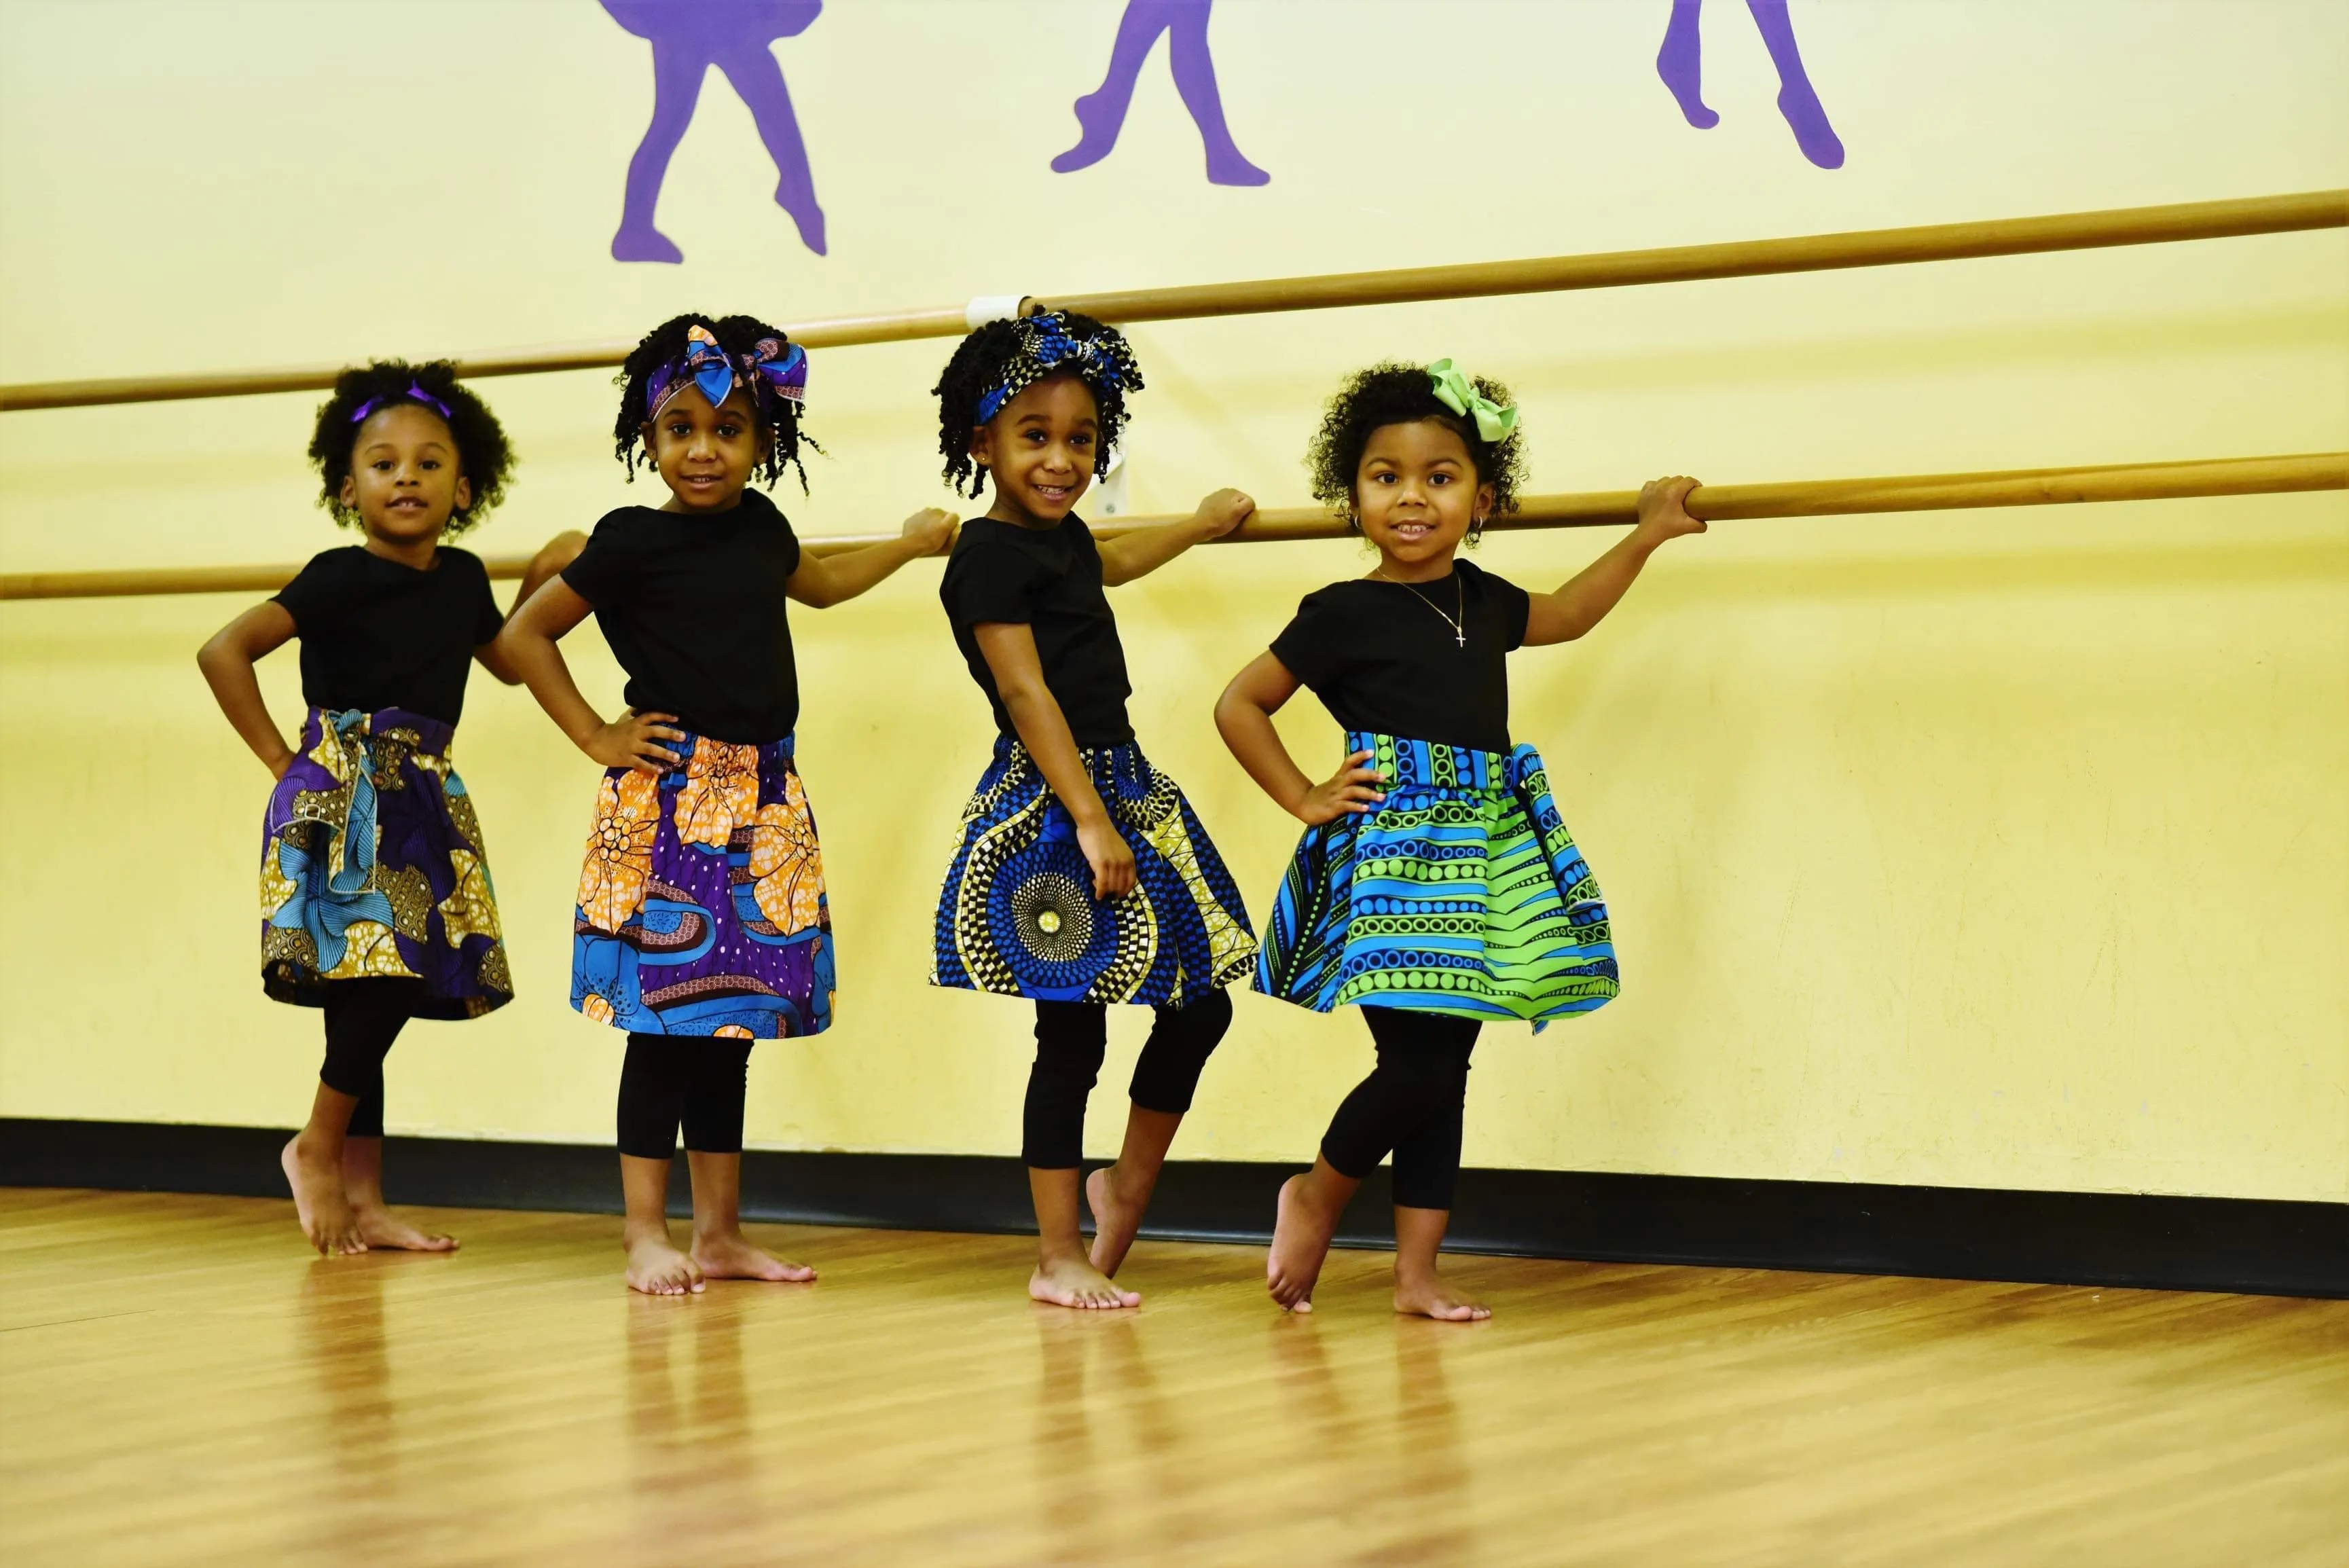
[1389,1321,1476,1559]
[1030,1307,1208,1560]
[625,1296,759,1533]
[295,1257,397,1482]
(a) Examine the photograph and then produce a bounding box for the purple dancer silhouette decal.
[1052,0,1269,186]
[604,0,828,262]
[1656,0,1844,169]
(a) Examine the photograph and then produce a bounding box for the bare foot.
[281,1135,364,1256]
[625,1233,705,1296]
[1030,1253,1140,1310]
[1394,1267,1491,1322]
[352,1205,458,1253]
[1085,1165,1147,1278]
[1268,1173,1339,1313]
[692,1229,815,1283]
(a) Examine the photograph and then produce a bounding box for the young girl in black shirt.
[499,312,955,1296]
[198,361,564,1257]
[1216,361,1706,1319]
[928,311,1259,1310]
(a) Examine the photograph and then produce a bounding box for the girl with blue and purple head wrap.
[498,310,958,1297]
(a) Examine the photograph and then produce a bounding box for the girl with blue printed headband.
[1217,361,1706,1321]
[199,361,574,1259]
[929,310,1260,1311]
[498,312,957,1296]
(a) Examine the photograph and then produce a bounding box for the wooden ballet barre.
[4,453,2338,602]
[3,189,2340,412]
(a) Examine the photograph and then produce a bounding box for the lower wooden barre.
[3,453,2339,601]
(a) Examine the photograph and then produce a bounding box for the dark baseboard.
[3,1116,2341,1298]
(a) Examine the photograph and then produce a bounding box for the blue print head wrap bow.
[647,325,809,420]
[1427,359,1517,443]
[973,311,1142,426]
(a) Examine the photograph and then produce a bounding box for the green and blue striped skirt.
[1255,732,1618,1027]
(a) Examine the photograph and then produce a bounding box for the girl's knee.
[1129,985,1233,1112]
[1173,983,1234,1043]
[1032,1001,1109,1082]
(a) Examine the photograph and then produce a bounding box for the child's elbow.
[1212,684,1258,737]
[790,568,839,609]
[998,678,1046,717]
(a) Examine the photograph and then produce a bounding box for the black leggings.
[318,979,425,1139]
[617,1035,757,1159]
[1023,987,1233,1169]
[1319,1008,1481,1210]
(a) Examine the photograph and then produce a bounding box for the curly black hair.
[931,311,1142,499]
[308,360,514,535]
[1306,362,1527,539]
[613,312,819,491]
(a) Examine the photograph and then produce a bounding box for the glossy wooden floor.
[3,1190,2344,1567]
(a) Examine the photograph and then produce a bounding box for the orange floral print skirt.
[572,731,833,1038]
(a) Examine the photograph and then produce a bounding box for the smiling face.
[1353,417,1497,574]
[338,403,471,549]
[647,386,768,513]
[969,374,1097,526]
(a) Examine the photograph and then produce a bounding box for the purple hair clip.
[350,381,454,425]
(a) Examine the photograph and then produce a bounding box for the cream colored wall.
[1,1,2343,1199]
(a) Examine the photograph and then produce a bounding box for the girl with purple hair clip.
[200,361,574,1258]
[499,312,955,1296]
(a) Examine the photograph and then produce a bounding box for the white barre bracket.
[964,295,1034,330]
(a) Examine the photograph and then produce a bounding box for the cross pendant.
[1455,630,1466,648]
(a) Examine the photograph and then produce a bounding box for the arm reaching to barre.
[1521,475,1706,646]
[1097,488,1254,586]
[786,509,958,607]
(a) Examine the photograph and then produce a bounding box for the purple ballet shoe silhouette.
[778,183,827,255]
[1203,139,1270,187]
[1656,0,1719,128]
[1654,0,1844,169]
[1053,0,1268,186]
[1052,90,1123,175]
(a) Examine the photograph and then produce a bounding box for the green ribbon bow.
[1427,359,1518,443]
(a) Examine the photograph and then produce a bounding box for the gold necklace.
[1372,566,1466,648]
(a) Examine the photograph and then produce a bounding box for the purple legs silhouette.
[1656,0,1844,169]
[1053,0,1269,186]
[604,0,828,262]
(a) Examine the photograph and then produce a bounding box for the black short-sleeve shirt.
[938,515,1133,748]
[561,488,803,744]
[272,545,503,726]
[1269,560,1532,754]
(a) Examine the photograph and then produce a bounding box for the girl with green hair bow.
[1216,358,1707,1321]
